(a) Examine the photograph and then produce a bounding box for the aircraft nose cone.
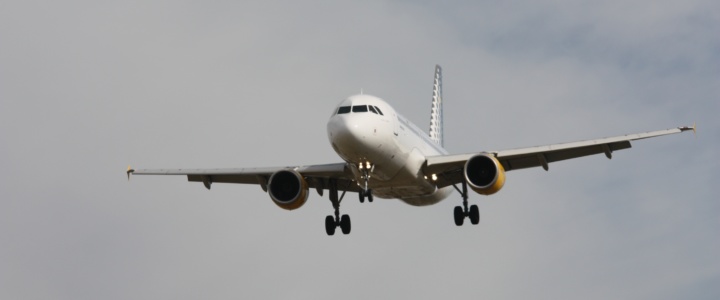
[327,115,373,156]
[330,117,363,143]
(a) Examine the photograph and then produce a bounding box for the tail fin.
[429,65,444,147]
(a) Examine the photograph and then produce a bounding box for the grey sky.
[1,1,718,299]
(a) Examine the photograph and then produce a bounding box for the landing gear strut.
[451,180,479,226]
[358,162,374,203]
[326,178,351,235]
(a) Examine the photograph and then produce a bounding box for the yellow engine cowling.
[268,170,309,210]
[463,153,506,195]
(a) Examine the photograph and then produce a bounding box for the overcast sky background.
[1,1,718,299]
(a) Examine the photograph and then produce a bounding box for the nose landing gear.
[358,161,374,203]
[358,189,373,203]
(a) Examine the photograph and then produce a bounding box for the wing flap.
[187,174,260,184]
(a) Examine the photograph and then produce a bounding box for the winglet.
[127,165,134,181]
[679,122,697,138]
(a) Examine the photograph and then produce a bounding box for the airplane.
[128,65,695,236]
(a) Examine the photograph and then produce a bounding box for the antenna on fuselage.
[429,65,444,147]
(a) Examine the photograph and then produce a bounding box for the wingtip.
[678,122,697,138]
[127,165,134,181]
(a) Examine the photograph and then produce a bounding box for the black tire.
[340,214,351,234]
[325,215,336,236]
[358,190,365,203]
[469,205,480,225]
[367,190,374,203]
[453,206,464,226]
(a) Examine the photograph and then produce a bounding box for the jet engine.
[463,153,506,195]
[268,170,309,210]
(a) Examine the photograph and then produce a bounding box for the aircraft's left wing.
[128,162,360,193]
[424,125,695,189]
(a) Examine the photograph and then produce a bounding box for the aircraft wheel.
[340,214,351,235]
[325,215,336,236]
[453,206,464,226]
[358,190,365,203]
[469,205,480,225]
[367,190,374,203]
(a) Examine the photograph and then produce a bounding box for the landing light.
[431,174,438,181]
[365,162,371,169]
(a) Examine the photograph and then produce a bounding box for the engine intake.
[268,170,309,210]
[464,153,506,195]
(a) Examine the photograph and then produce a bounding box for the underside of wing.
[425,126,694,189]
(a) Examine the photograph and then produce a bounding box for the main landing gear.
[451,180,480,226]
[326,178,351,235]
[358,162,373,203]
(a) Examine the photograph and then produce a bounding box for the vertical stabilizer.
[429,65,444,147]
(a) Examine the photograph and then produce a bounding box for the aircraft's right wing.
[424,125,695,189]
[128,162,361,193]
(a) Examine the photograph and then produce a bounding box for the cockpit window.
[373,106,384,115]
[352,105,368,113]
[368,105,378,114]
[337,106,351,114]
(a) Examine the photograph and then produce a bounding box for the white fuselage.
[326,94,454,206]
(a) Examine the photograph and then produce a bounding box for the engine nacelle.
[463,153,506,195]
[268,170,309,210]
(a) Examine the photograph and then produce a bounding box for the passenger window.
[374,106,384,115]
[368,106,378,114]
[337,106,351,114]
[352,105,368,113]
